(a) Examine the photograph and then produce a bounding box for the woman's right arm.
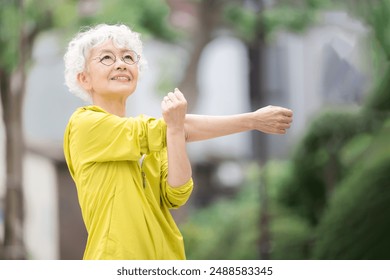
[161,89,192,188]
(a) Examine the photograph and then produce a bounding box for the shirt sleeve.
[66,107,167,165]
[159,148,193,209]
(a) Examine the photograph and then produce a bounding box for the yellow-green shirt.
[63,106,193,260]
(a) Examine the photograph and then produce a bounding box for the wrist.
[245,112,256,130]
[167,126,186,137]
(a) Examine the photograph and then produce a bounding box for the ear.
[77,72,92,92]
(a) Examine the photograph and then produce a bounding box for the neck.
[92,96,127,117]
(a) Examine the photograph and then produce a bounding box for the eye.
[100,54,115,62]
[124,54,134,61]
[123,50,139,64]
[123,54,135,63]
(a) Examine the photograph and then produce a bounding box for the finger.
[283,109,293,117]
[274,128,287,134]
[168,91,179,102]
[174,88,185,101]
[279,122,291,129]
[269,129,286,135]
[161,100,168,111]
[273,121,290,130]
[283,116,293,124]
[163,95,172,103]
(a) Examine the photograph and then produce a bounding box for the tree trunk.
[247,0,270,260]
[0,0,53,259]
[248,35,268,161]
[1,65,27,260]
[0,0,28,259]
[250,34,271,259]
[178,0,223,112]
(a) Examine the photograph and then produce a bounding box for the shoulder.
[67,105,122,128]
[66,107,166,134]
[70,105,108,120]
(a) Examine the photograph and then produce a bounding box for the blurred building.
[0,9,370,259]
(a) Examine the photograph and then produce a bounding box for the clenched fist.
[251,105,293,134]
[161,88,188,131]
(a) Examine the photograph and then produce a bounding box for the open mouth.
[111,76,130,81]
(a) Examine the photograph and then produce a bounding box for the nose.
[115,57,127,70]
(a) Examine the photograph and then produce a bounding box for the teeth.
[112,77,129,80]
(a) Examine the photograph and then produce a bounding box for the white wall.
[23,152,59,259]
[0,134,58,259]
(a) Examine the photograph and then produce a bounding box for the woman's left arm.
[184,105,293,142]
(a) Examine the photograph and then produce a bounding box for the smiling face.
[77,40,140,103]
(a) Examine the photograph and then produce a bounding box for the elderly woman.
[63,24,293,260]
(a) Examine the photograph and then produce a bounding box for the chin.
[112,86,136,97]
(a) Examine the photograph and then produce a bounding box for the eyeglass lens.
[99,51,139,66]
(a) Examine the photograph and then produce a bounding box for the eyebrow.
[98,49,132,55]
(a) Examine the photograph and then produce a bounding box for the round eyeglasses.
[93,50,140,66]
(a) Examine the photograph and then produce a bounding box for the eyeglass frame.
[92,50,140,66]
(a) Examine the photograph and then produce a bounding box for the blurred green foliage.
[0,0,176,77]
[181,163,312,260]
[262,161,313,260]
[279,110,384,225]
[0,2,21,74]
[0,0,81,75]
[313,121,390,259]
[223,4,258,42]
[182,111,390,260]
[87,0,177,41]
[365,65,390,112]
[181,165,261,259]
[223,0,333,42]
[359,0,390,112]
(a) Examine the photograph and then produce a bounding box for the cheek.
[132,67,139,82]
[91,69,109,85]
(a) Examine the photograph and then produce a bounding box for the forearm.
[184,105,294,140]
[184,113,254,142]
[166,128,192,187]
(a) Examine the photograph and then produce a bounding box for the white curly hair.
[64,23,147,102]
